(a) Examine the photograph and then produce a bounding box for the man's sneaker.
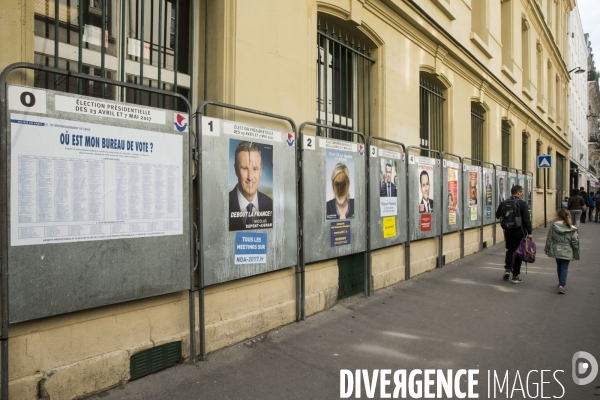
[559,286,566,294]
[503,271,510,280]
[511,276,523,284]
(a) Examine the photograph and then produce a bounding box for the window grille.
[471,106,485,164]
[420,79,445,155]
[522,135,528,172]
[502,123,511,167]
[33,0,195,111]
[316,21,375,141]
[536,141,541,188]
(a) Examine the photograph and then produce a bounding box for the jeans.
[569,210,582,228]
[504,234,524,276]
[556,259,570,287]
[596,206,600,223]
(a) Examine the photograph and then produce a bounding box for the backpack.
[499,198,522,230]
[514,238,536,263]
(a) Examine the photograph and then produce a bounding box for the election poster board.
[496,171,508,221]
[4,85,191,323]
[463,164,482,229]
[442,159,461,233]
[526,176,533,215]
[408,155,440,241]
[302,136,366,263]
[508,172,518,195]
[200,117,297,285]
[483,168,496,225]
[368,145,407,251]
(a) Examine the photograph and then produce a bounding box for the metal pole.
[544,168,547,228]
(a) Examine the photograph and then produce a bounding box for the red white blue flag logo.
[286,132,295,146]
[174,113,188,132]
[358,144,365,156]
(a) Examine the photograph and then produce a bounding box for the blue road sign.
[537,155,552,168]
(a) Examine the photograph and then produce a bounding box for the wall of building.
[1,0,571,398]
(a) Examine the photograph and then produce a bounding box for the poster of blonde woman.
[326,150,355,220]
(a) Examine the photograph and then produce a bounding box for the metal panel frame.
[462,157,483,252]
[405,146,442,276]
[366,137,406,297]
[298,122,366,306]
[0,62,195,400]
[439,152,463,261]
[196,101,298,359]
[482,161,497,244]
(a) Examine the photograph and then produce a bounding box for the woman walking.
[544,208,580,294]
[567,188,585,228]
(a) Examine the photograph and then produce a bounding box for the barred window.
[33,0,195,110]
[502,122,511,167]
[316,18,375,140]
[471,103,485,164]
[420,75,445,155]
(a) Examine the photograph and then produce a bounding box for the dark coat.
[380,182,397,197]
[326,198,355,219]
[419,198,434,213]
[495,196,532,239]
[228,185,273,231]
[567,195,585,211]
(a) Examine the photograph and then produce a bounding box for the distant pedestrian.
[567,188,585,228]
[595,191,600,222]
[589,192,596,221]
[544,208,579,294]
[496,185,532,283]
[578,187,589,224]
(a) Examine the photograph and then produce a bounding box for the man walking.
[496,185,533,283]
[595,191,600,223]
[589,192,596,222]
[578,186,589,224]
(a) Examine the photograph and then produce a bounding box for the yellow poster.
[383,216,396,238]
[449,212,456,225]
[470,206,477,221]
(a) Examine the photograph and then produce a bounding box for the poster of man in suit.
[418,165,434,214]
[379,159,398,217]
[228,139,274,231]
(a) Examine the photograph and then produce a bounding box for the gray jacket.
[544,222,580,261]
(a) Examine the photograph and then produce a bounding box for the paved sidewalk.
[91,222,600,399]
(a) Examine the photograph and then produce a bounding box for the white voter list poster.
[10,113,183,246]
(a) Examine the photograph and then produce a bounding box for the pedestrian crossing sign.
[537,155,552,168]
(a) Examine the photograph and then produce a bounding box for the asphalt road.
[91,222,600,399]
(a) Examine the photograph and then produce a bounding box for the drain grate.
[130,341,182,380]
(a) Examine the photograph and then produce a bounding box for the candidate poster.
[484,171,493,206]
[527,177,532,210]
[418,163,434,231]
[228,139,274,231]
[379,158,398,217]
[498,175,507,204]
[447,167,458,225]
[326,150,355,220]
[468,171,479,207]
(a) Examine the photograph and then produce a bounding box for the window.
[522,134,528,172]
[501,0,513,71]
[33,0,195,110]
[471,0,489,43]
[316,18,375,140]
[547,61,554,117]
[471,103,485,163]
[536,43,544,107]
[502,122,511,167]
[419,74,446,154]
[521,18,530,92]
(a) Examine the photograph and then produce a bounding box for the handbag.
[511,237,536,274]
